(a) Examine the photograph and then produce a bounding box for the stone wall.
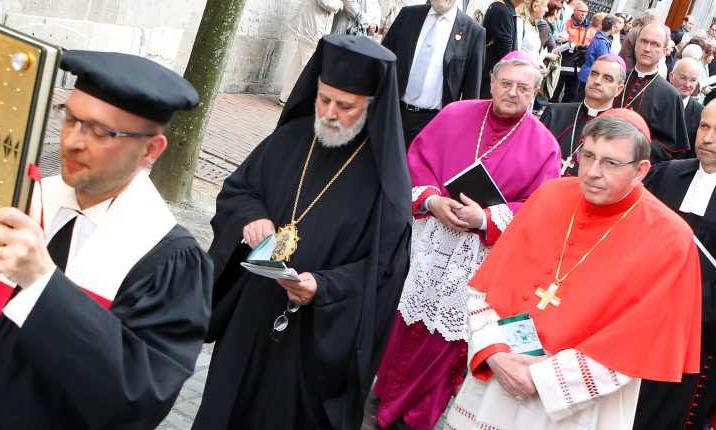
[0,0,301,94]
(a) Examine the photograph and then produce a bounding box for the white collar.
[60,197,113,225]
[38,170,176,303]
[47,194,113,242]
[683,96,691,108]
[429,4,459,22]
[679,164,716,216]
[698,163,716,180]
[634,65,658,78]
[583,100,610,117]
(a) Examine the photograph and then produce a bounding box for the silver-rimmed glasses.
[53,104,157,140]
[270,300,301,342]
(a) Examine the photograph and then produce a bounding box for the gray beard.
[314,111,367,148]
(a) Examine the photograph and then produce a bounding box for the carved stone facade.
[0,0,303,94]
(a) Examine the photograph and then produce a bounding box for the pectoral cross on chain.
[535,283,562,310]
[561,157,575,175]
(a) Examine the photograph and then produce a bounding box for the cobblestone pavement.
[153,94,283,429]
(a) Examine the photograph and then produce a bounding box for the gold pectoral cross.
[560,157,575,175]
[535,282,562,310]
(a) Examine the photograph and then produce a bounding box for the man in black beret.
[193,35,411,430]
[0,50,212,429]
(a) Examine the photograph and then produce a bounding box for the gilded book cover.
[0,25,59,212]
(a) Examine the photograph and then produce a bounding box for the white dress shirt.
[680,164,716,217]
[3,198,113,327]
[403,5,459,109]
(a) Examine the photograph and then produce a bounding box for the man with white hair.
[194,35,412,430]
[614,22,690,162]
[375,51,559,430]
[670,57,704,153]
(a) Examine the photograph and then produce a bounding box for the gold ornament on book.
[0,25,59,211]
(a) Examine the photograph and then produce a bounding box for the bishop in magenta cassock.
[374,51,560,430]
[445,109,701,430]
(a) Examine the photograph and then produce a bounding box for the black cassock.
[540,102,598,176]
[0,225,212,429]
[684,98,704,159]
[613,72,690,162]
[193,118,411,429]
[635,159,716,429]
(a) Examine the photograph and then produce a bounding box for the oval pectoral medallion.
[272,223,300,262]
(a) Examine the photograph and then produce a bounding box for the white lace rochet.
[398,216,490,342]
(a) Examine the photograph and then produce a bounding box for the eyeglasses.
[270,300,301,343]
[578,149,638,172]
[636,38,664,49]
[54,104,156,140]
[495,79,535,96]
[674,74,699,85]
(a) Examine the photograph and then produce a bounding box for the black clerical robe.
[614,71,690,162]
[635,159,716,429]
[685,98,704,158]
[481,0,516,99]
[540,102,599,176]
[0,225,212,429]
[194,117,410,430]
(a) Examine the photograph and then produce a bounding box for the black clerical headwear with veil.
[205,35,412,429]
[278,34,411,221]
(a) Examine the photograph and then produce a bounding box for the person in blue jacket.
[577,14,616,99]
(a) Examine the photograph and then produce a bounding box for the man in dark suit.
[670,57,703,157]
[670,15,695,47]
[635,100,716,430]
[382,0,485,147]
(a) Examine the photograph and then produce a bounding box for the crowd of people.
[1,1,716,430]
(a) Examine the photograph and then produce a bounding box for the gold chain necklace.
[474,102,528,161]
[272,136,368,262]
[535,190,645,310]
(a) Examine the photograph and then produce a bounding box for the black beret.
[60,50,199,123]
[320,35,396,96]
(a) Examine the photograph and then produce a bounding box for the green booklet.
[498,313,546,356]
[241,234,300,281]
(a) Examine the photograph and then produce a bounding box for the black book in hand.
[443,161,506,208]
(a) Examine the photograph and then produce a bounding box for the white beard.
[314,110,367,148]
